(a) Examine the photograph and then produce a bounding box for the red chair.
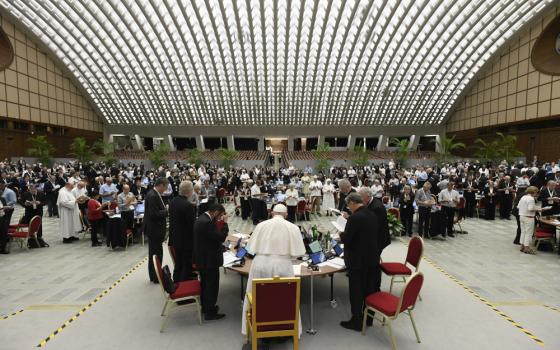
[8,215,41,250]
[245,276,301,350]
[153,255,202,332]
[296,200,309,222]
[380,236,424,295]
[388,207,400,220]
[454,197,467,234]
[362,273,424,350]
[534,224,555,250]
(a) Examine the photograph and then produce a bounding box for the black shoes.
[63,238,73,244]
[0,249,9,254]
[204,313,226,321]
[91,241,103,247]
[70,237,79,241]
[340,318,362,331]
[448,233,456,238]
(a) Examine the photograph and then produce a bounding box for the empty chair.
[362,273,424,350]
[152,255,202,332]
[380,236,424,294]
[245,276,300,350]
[8,215,41,250]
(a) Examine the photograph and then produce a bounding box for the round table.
[225,234,345,335]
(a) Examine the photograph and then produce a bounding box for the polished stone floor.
[1,204,559,350]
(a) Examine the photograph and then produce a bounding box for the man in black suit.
[145,177,169,283]
[43,174,59,217]
[21,184,45,238]
[193,203,229,321]
[537,180,560,216]
[340,193,379,331]
[337,178,355,215]
[168,181,196,282]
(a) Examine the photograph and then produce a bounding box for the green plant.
[93,139,117,165]
[436,135,465,164]
[472,138,499,164]
[387,211,404,237]
[312,143,331,173]
[352,146,369,166]
[68,137,94,163]
[186,148,202,166]
[149,142,171,168]
[494,132,524,163]
[390,138,410,168]
[216,147,239,168]
[27,135,55,165]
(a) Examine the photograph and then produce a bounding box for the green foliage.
[472,138,499,163]
[68,137,94,163]
[494,132,524,163]
[436,135,465,164]
[312,143,331,173]
[27,135,55,165]
[93,139,117,165]
[216,148,239,168]
[186,148,202,166]
[390,138,410,168]
[352,146,369,166]
[387,211,404,237]
[149,142,171,168]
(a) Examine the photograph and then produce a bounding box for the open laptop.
[134,202,145,216]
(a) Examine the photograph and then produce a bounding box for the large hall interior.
[1,1,560,350]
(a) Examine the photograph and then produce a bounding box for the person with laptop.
[241,203,306,337]
[339,193,379,332]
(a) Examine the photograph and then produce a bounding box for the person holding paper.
[241,203,305,336]
[340,193,379,331]
[518,186,550,254]
[285,183,299,223]
[537,180,560,216]
[57,182,83,244]
[21,184,46,240]
[322,178,336,216]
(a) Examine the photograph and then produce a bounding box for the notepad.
[331,216,347,232]
[223,251,239,266]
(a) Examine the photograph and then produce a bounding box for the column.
[165,135,176,151]
[408,135,420,150]
[258,137,265,152]
[435,134,443,153]
[288,136,295,151]
[133,135,143,150]
[226,135,235,150]
[196,135,205,151]
[376,135,388,151]
[317,135,323,146]
[347,135,356,150]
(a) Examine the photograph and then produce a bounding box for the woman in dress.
[322,178,336,216]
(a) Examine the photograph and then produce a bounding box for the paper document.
[110,214,121,219]
[223,251,239,266]
[292,264,302,276]
[329,257,346,267]
[331,216,347,232]
[200,198,209,204]
[232,232,249,239]
[329,208,342,215]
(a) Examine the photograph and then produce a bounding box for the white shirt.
[309,180,323,197]
[71,186,88,200]
[438,188,460,207]
[250,184,261,197]
[247,215,306,257]
[371,184,384,198]
[285,189,299,206]
[518,194,538,217]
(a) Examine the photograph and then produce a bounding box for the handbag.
[162,265,176,294]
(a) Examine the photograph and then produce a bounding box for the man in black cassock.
[168,181,196,282]
[21,184,45,238]
[145,177,168,284]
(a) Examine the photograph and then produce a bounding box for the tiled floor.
[1,204,559,349]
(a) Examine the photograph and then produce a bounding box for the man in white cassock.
[57,182,83,244]
[241,203,306,336]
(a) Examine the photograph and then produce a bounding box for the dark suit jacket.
[367,198,391,254]
[168,195,196,252]
[193,213,229,269]
[21,191,45,221]
[144,189,167,241]
[337,188,356,214]
[341,206,379,270]
[537,188,560,215]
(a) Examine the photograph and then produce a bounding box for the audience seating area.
[114,150,268,162]
[283,150,437,163]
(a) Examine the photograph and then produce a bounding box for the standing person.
[285,183,299,223]
[464,174,477,218]
[438,182,460,238]
[168,181,196,282]
[309,175,323,216]
[537,180,560,216]
[415,182,434,237]
[43,174,60,217]
[518,186,549,254]
[238,182,251,221]
[57,182,83,244]
[145,177,169,284]
[340,193,379,331]
[337,179,355,215]
[21,184,46,243]
[482,180,497,220]
[241,204,306,336]
[322,178,336,216]
[86,193,108,246]
[498,176,514,219]
[193,204,229,321]
[0,197,11,254]
[301,172,311,201]
[399,185,414,236]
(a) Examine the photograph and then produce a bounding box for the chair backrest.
[382,196,390,204]
[218,188,226,198]
[152,255,168,297]
[297,200,307,212]
[388,207,399,219]
[458,197,465,209]
[405,236,424,269]
[398,273,424,313]
[253,277,300,325]
[168,245,177,266]
[28,216,41,237]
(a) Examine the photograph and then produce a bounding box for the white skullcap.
[272,203,288,213]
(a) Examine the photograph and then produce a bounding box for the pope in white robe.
[322,179,336,214]
[241,204,306,336]
[56,182,83,240]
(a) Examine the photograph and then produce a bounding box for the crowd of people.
[1,155,559,335]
